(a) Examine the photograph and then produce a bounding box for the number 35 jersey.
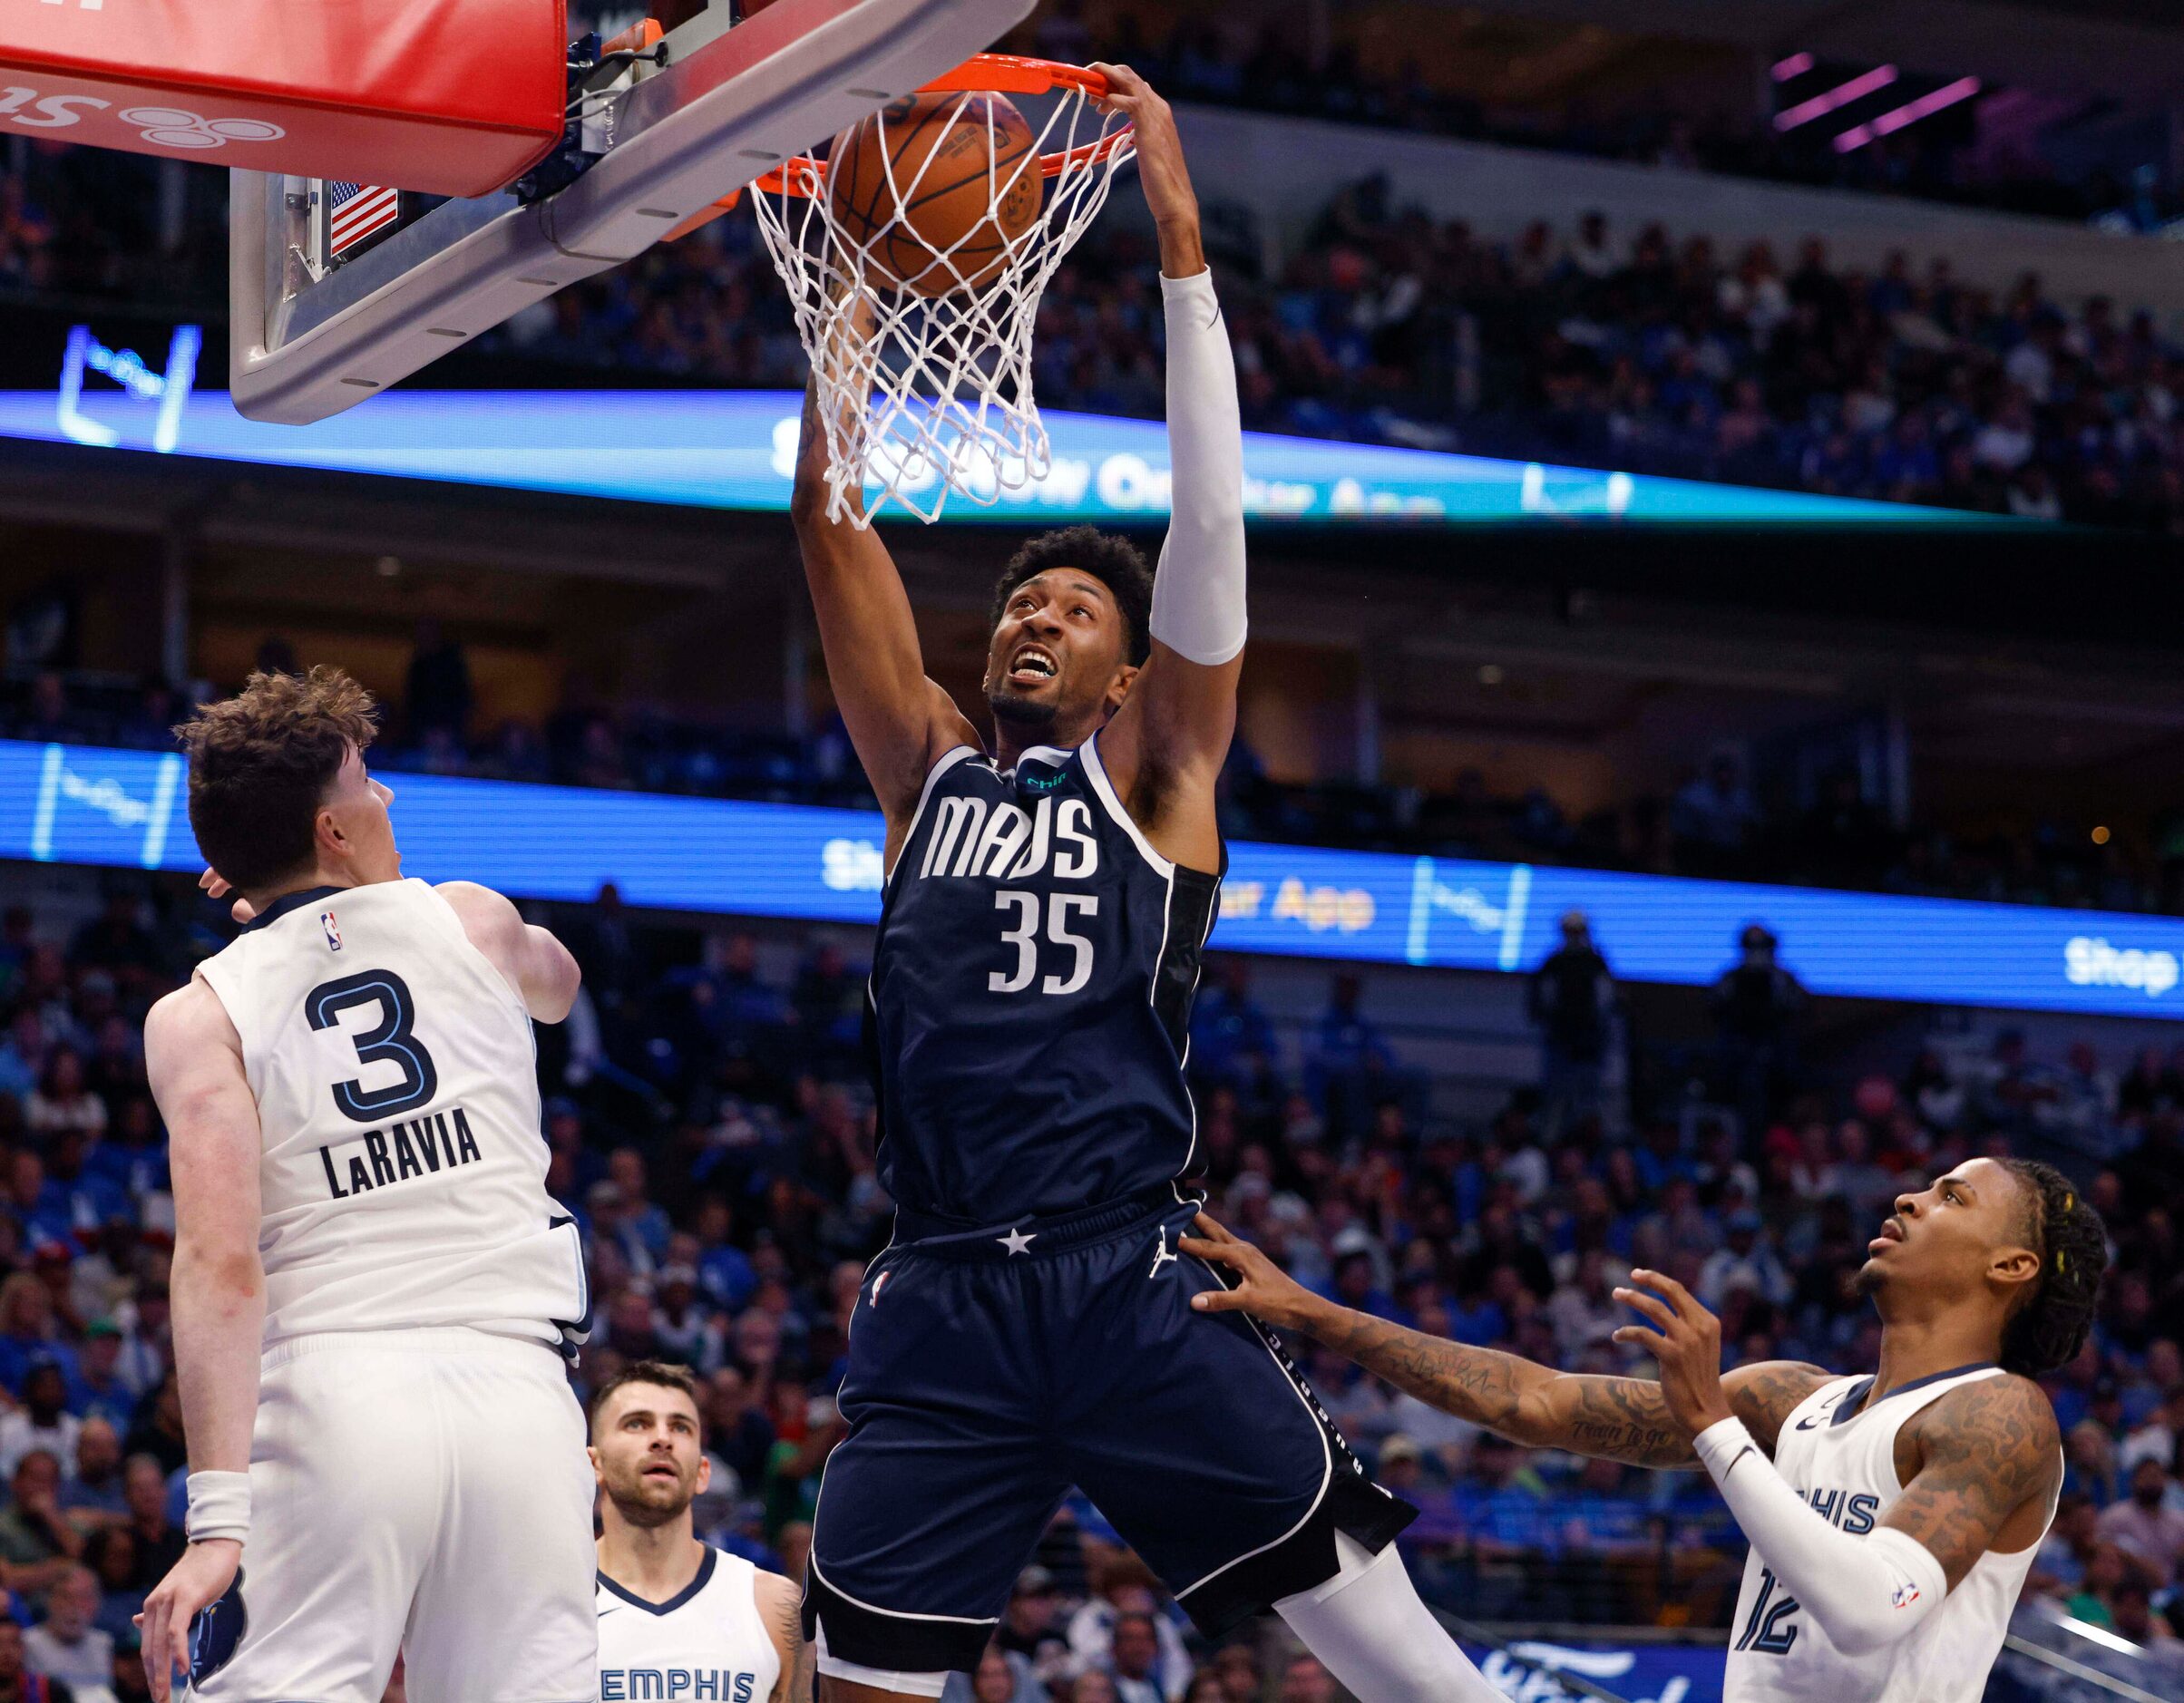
[869,736,1222,1227]
[197,879,587,1351]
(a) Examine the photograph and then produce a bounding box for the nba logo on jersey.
[1892,1582,1921,1610]
[320,911,343,952]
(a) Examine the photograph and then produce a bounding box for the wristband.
[185,1469,251,1544]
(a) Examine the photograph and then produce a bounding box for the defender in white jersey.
[589,1361,805,1703]
[1185,1153,2112,1703]
[135,668,596,1703]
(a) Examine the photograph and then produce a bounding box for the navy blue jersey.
[866,735,1221,1225]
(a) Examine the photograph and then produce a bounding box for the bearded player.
[792,65,1494,1703]
[590,1361,807,1703]
[136,668,595,1703]
[1186,1156,2109,1703]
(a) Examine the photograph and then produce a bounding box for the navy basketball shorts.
[804,1190,1416,1674]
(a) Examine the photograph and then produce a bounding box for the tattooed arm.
[1885,1374,2062,1591]
[1181,1214,1828,1468]
[756,1569,813,1703]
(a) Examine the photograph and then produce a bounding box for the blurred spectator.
[0,1618,75,1703]
[1711,925,1806,1132]
[2095,1458,2184,1587]
[24,1563,108,1694]
[1527,911,1616,1134]
[404,620,473,744]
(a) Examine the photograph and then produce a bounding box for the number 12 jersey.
[197,879,588,1351]
[867,737,1222,1228]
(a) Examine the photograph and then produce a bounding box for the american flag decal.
[327,182,402,258]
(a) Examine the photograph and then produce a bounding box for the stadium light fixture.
[1774,65,1898,131]
[1770,53,1814,82]
[1832,77,1983,152]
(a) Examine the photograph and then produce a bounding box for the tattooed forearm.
[764,1577,811,1703]
[1884,1375,2060,1592]
[1319,1311,1696,1466]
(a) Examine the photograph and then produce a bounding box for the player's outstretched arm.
[1090,67,1242,875]
[1183,1215,1828,1468]
[436,881,581,1023]
[790,310,980,843]
[141,980,265,1700]
[754,1569,812,1703]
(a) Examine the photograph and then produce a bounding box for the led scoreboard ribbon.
[5,739,2179,1018]
[1,376,2016,528]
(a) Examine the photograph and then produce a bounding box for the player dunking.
[793,66,1495,1703]
[1185,1156,2110,1703]
[136,669,597,1703]
[590,1360,808,1703]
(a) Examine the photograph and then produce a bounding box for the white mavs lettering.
[919,795,1098,882]
[600,1670,756,1701]
[317,1105,483,1199]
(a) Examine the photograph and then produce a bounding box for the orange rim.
[751,53,1132,199]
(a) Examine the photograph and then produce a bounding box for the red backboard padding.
[1,0,567,197]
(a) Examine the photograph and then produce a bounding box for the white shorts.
[190,1327,597,1703]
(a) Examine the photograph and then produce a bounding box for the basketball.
[828,90,1042,297]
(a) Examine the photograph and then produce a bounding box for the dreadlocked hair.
[1998,1158,2110,1377]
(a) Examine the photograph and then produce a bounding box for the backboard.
[229,0,1034,425]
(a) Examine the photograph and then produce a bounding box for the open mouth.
[1868,1217,1905,1251]
[1007,645,1058,686]
[642,1463,679,1483]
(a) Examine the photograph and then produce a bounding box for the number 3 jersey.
[868,736,1222,1226]
[1726,1364,2055,1703]
[197,878,587,1351]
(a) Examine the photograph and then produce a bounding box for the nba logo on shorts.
[321,911,343,952]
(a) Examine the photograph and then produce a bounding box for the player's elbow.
[174,1243,265,1309]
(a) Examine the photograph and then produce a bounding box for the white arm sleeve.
[1147,268,1247,666]
[1697,1417,1948,1656]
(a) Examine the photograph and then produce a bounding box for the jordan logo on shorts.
[1148,1226,1177,1278]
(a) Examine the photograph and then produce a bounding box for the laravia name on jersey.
[317,1105,483,1199]
[600,1668,758,1701]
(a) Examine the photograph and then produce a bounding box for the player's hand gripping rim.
[1087,63,1197,238]
[1179,1212,1324,1334]
[1612,1268,1736,1440]
[137,1536,240,1702]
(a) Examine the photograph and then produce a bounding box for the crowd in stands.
[1009,4,2180,232]
[0,864,2171,1697]
[471,169,2184,540]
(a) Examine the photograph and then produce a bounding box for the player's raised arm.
[790,303,980,841]
[435,881,581,1022]
[140,980,266,1700]
[1183,1214,1829,1468]
[1091,67,1243,874]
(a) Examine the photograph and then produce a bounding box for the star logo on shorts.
[998,1227,1036,1256]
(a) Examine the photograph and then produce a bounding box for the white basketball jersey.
[1725,1364,2055,1703]
[197,879,586,1348]
[596,1547,781,1703]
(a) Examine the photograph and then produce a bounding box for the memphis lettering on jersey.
[1803,1485,1883,1533]
[918,793,1100,882]
[600,1669,756,1701]
[317,1106,483,1199]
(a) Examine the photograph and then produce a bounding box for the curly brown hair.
[176,667,378,892]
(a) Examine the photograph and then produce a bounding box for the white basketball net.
[752,70,1135,526]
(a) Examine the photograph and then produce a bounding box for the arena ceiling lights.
[1771,54,1989,155]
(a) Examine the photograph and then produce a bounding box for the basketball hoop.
[750,54,1136,525]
